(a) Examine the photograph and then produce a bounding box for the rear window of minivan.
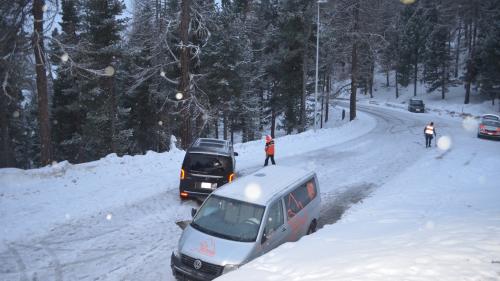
[185,153,231,175]
[285,179,317,219]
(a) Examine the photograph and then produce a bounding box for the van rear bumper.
[171,252,218,281]
[179,178,228,200]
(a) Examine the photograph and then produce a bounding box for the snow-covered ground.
[219,79,500,281]
[1,79,499,280]
[219,109,500,281]
[0,107,375,280]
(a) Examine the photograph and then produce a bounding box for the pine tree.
[475,0,500,106]
[0,0,36,168]
[423,1,453,99]
[78,0,127,160]
[50,0,85,163]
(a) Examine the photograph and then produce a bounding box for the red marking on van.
[307,181,316,199]
[198,239,216,257]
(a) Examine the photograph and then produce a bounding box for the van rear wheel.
[307,220,317,235]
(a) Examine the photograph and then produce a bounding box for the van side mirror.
[191,208,197,218]
[234,152,238,156]
[261,232,267,244]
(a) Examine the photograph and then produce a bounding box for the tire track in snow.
[4,243,29,281]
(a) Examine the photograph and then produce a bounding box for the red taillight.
[228,173,235,183]
[479,124,486,132]
[180,169,185,180]
[180,192,188,198]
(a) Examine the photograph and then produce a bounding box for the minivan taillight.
[479,124,485,132]
[180,169,185,180]
[228,173,235,183]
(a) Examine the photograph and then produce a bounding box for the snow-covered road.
[0,104,470,281]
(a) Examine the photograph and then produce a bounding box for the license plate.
[201,182,216,189]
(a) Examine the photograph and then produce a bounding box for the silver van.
[171,165,321,281]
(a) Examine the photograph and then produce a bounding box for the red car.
[478,114,500,140]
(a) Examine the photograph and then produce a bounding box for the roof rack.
[191,138,231,153]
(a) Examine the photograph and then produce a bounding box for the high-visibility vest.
[425,125,434,135]
[265,140,275,155]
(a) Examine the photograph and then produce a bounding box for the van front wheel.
[307,220,317,235]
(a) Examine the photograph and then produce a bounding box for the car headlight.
[172,248,180,258]
[222,264,239,274]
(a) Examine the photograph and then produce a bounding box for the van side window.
[285,178,317,219]
[265,200,284,235]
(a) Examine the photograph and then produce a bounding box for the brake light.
[228,173,235,183]
[480,124,485,132]
[180,192,188,198]
[180,169,185,180]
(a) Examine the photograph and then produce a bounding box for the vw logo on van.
[193,259,202,270]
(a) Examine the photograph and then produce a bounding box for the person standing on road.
[264,135,276,166]
[424,122,437,148]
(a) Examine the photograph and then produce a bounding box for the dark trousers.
[264,154,276,166]
[425,134,433,147]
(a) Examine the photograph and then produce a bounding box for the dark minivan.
[179,138,238,201]
[408,98,425,113]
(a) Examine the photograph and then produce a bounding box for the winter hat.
[266,135,272,142]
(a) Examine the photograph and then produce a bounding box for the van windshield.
[191,195,265,242]
[410,100,423,105]
[186,153,230,175]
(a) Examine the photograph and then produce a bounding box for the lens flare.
[175,92,183,100]
[437,136,452,151]
[400,0,415,4]
[104,66,115,77]
[462,116,478,132]
[61,52,69,63]
[106,213,113,220]
[245,183,261,201]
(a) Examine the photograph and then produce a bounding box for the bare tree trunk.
[441,65,446,100]
[325,74,330,123]
[386,70,389,87]
[223,110,228,140]
[214,112,219,138]
[350,1,360,121]
[413,48,418,97]
[395,69,399,99]
[230,118,234,144]
[271,109,276,138]
[107,76,117,152]
[33,0,52,166]
[454,21,461,78]
[179,0,191,148]
[300,23,312,133]
[0,90,15,167]
[369,61,374,98]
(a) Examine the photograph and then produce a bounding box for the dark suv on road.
[408,98,425,113]
[179,138,238,201]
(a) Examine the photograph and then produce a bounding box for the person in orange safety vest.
[264,135,276,166]
[424,122,437,148]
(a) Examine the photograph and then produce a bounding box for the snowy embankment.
[337,72,499,119]
[0,107,375,254]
